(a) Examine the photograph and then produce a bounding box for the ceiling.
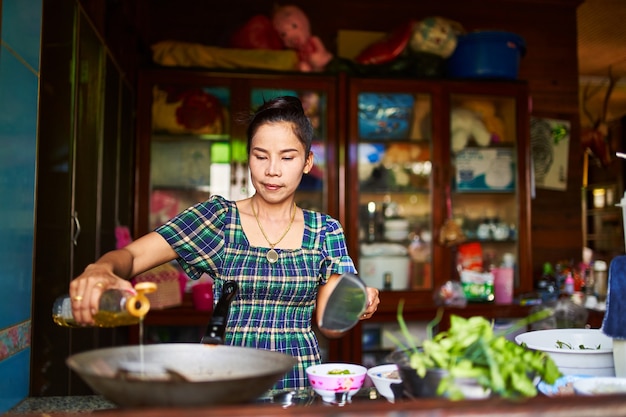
[577,0,626,125]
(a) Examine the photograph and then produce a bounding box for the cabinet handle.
[72,211,81,246]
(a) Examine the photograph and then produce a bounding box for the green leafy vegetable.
[327,369,351,375]
[555,340,601,350]
[385,301,562,400]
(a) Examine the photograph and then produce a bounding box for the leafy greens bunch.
[386,302,562,400]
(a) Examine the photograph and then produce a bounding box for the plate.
[573,377,626,395]
[538,375,591,396]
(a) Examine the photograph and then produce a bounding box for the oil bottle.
[52,282,157,327]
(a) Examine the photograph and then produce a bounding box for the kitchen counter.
[8,396,116,414]
[7,392,626,416]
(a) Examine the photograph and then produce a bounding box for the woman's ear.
[303,151,314,174]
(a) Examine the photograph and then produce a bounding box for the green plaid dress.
[155,195,356,390]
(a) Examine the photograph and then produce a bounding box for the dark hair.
[246,96,314,156]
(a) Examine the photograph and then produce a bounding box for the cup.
[493,267,514,304]
[191,282,214,312]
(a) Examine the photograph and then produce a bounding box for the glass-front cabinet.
[135,71,531,365]
[345,78,531,365]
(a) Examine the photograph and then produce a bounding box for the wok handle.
[201,280,238,345]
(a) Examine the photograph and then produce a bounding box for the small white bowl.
[573,377,626,395]
[306,363,367,404]
[515,329,614,376]
[367,364,402,403]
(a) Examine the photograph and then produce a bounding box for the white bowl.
[366,364,402,403]
[384,230,409,241]
[384,219,409,231]
[306,363,367,404]
[515,329,614,376]
[573,377,626,395]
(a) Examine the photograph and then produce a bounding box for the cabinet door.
[34,4,133,395]
[447,83,532,296]
[347,79,441,294]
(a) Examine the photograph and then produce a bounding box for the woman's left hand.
[359,286,380,320]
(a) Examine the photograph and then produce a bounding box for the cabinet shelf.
[152,133,230,142]
[153,185,212,192]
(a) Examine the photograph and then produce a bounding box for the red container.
[191,282,214,312]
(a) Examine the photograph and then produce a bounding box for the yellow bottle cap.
[127,282,158,318]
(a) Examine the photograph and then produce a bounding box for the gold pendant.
[266,249,279,263]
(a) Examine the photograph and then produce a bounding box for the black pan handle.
[201,280,238,345]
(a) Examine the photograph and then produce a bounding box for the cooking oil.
[52,282,156,327]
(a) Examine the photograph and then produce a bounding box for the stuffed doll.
[229,14,284,50]
[451,108,491,152]
[272,5,333,72]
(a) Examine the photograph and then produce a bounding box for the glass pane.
[358,93,432,141]
[450,94,519,297]
[356,91,433,291]
[149,84,238,230]
[73,16,104,272]
[250,88,328,212]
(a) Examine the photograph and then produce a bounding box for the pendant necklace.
[251,200,296,264]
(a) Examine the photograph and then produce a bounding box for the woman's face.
[249,122,313,204]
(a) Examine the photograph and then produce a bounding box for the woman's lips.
[263,183,281,190]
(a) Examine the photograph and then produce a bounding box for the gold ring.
[95,282,104,288]
[72,295,83,302]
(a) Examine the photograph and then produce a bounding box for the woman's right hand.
[67,232,178,325]
[69,260,134,325]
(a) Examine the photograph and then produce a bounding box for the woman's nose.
[265,159,281,176]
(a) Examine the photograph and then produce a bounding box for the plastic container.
[493,267,514,304]
[191,281,214,311]
[446,31,526,79]
[52,282,157,327]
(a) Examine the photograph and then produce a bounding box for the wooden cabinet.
[344,78,531,364]
[134,71,532,365]
[33,0,135,396]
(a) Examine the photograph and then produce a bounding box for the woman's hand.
[68,232,178,325]
[69,258,134,325]
[359,286,380,321]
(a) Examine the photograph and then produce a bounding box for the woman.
[68,95,380,390]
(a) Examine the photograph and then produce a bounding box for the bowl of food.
[306,363,367,405]
[515,328,614,376]
[573,377,626,395]
[367,363,402,403]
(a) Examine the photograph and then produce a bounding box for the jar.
[593,260,608,302]
[52,282,157,327]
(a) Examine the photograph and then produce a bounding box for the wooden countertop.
[10,394,626,417]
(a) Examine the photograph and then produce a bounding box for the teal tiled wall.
[0,0,42,412]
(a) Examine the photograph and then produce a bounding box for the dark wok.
[66,281,297,407]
